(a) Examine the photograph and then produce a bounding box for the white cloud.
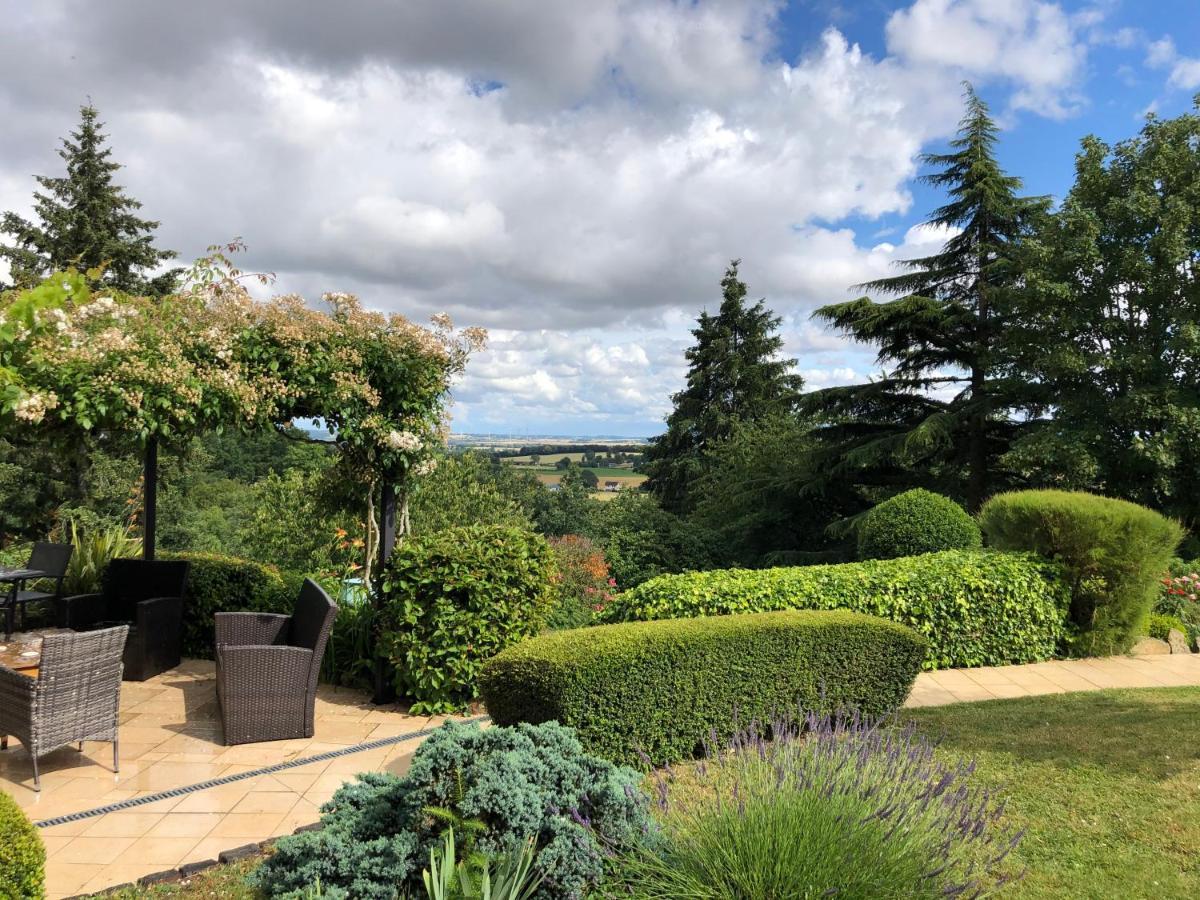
[1145,36,1200,91]
[0,0,1095,434]
[885,0,1089,118]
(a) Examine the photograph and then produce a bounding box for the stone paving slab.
[904,652,1200,707]
[3,652,1199,897]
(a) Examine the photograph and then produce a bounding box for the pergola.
[1,264,484,701]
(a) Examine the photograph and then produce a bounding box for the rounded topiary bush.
[858,489,981,560]
[380,523,555,714]
[979,490,1183,656]
[0,790,45,898]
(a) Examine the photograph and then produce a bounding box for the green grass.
[904,687,1200,899]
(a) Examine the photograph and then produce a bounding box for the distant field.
[507,452,642,466]
[534,471,646,488]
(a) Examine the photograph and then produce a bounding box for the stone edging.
[72,822,324,898]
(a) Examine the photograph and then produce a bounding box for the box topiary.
[163,551,297,659]
[978,490,1183,656]
[858,488,981,560]
[605,550,1068,670]
[0,789,45,899]
[479,609,926,766]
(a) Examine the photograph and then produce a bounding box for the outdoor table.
[0,567,48,639]
[0,628,68,679]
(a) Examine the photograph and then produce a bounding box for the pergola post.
[372,479,398,704]
[143,437,158,561]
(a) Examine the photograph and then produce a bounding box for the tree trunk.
[371,480,398,705]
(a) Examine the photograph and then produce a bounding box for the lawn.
[905,686,1200,898]
[96,687,1200,899]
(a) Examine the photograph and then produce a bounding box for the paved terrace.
[2,653,1199,898]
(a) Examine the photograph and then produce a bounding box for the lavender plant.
[612,712,1021,899]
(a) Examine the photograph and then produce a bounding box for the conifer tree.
[1,104,179,294]
[806,85,1047,511]
[645,260,803,513]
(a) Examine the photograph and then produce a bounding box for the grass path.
[905,687,1200,898]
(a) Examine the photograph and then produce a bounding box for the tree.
[1,105,180,295]
[536,466,594,536]
[579,467,599,489]
[644,260,803,513]
[806,85,1048,511]
[691,415,854,566]
[1012,100,1200,532]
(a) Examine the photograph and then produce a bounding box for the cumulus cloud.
[0,0,1095,434]
[885,0,1089,118]
[1146,37,1200,91]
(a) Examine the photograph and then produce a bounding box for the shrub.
[978,490,1183,655]
[1147,613,1187,642]
[605,550,1068,670]
[252,720,650,900]
[63,521,140,594]
[379,524,555,714]
[480,610,925,766]
[0,790,45,899]
[546,535,614,630]
[858,489,981,560]
[164,551,296,659]
[1157,569,1200,649]
[611,713,1019,898]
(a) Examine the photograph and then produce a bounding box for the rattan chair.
[0,625,128,791]
[4,540,73,636]
[58,559,189,681]
[216,578,337,745]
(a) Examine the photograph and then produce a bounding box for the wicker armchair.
[57,559,190,681]
[0,625,128,791]
[216,578,337,745]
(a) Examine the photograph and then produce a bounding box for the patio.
[1,659,471,898]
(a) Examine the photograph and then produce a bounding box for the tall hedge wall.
[480,610,925,766]
[604,550,1070,669]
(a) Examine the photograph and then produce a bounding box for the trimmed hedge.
[979,490,1183,656]
[164,552,296,659]
[379,524,555,715]
[0,790,44,898]
[605,550,1069,669]
[858,489,981,560]
[480,610,925,766]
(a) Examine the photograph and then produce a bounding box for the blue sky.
[2,1,1199,438]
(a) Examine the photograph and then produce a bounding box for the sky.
[1,1,1198,437]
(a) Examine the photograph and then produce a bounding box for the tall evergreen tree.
[1,104,179,295]
[645,260,803,513]
[805,85,1048,511]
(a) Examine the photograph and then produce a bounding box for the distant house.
[603,480,621,492]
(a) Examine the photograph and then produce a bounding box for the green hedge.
[858,489,981,559]
[165,552,296,659]
[480,610,925,766]
[978,490,1183,656]
[380,524,555,715]
[0,790,44,899]
[605,550,1069,669]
